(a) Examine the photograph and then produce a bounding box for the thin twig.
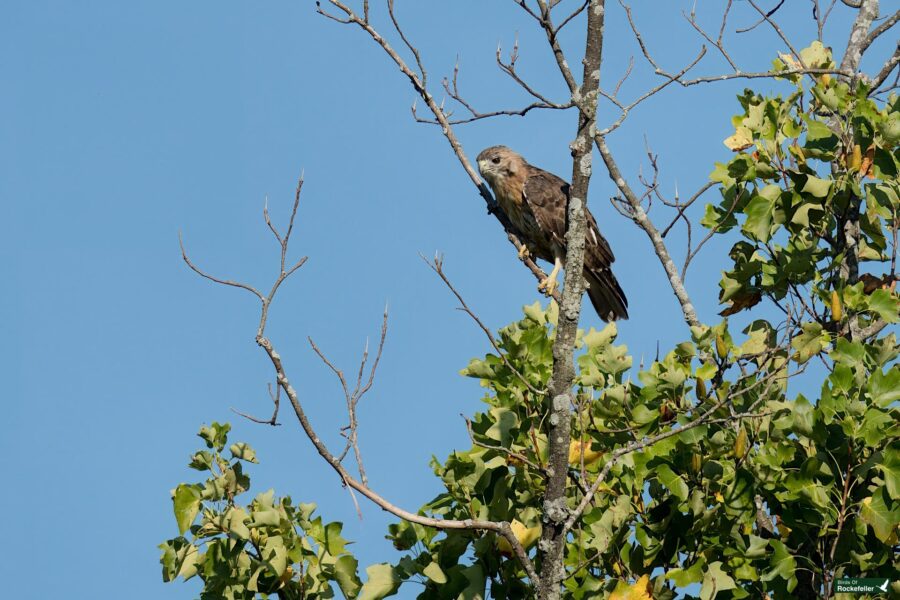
[231,382,283,427]
[735,0,786,34]
[424,254,547,397]
[318,0,557,300]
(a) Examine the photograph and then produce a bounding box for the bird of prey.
[476,145,628,321]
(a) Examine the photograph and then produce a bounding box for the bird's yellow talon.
[518,246,531,261]
[538,276,558,296]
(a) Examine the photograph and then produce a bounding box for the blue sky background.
[2,1,892,598]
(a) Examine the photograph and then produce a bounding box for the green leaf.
[881,445,900,500]
[791,394,815,436]
[422,561,447,584]
[261,535,288,577]
[868,367,900,408]
[198,422,231,451]
[225,507,251,540]
[656,464,690,501]
[742,194,775,242]
[522,301,546,324]
[867,289,900,323]
[762,540,797,589]
[458,564,486,600]
[159,537,199,582]
[799,41,833,68]
[859,488,900,544]
[335,555,363,599]
[801,175,832,198]
[485,407,518,446]
[230,442,258,463]
[173,484,202,535]
[791,323,828,364]
[583,322,617,349]
[666,560,705,587]
[804,119,839,158]
[358,563,401,600]
[700,561,736,600]
[188,450,215,471]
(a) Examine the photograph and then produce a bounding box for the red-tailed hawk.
[476,146,628,322]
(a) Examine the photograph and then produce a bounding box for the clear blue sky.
[1,1,884,598]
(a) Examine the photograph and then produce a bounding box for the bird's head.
[476,146,526,184]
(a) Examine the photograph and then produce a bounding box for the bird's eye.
[491,157,501,164]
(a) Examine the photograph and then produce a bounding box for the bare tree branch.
[684,0,738,70]
[745,0,805,65]
[661,181,716,238]
[412,56,571,125]
[863,9,899,51]
[184,176,542,585]
[424,254,547,397]
[307,307,387,487]
[230,382,282,427]
[840,0,880,76]
[318,0,559,304]
[598,46,707,135]
[735,0,786,34]
[871,42,900,91]
[594,136,701,327]
[178,234,266,302]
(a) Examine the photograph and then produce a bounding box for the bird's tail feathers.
[584,268,629,322]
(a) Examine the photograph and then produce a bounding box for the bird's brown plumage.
[476,145,628,321]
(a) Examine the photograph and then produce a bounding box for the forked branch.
[182,174,541,586]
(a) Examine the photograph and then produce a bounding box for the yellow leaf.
[610,574,654,600]
[831,290,843,321]
[724,126,753,152]
[498,519,542,557]
[715,491,724,503]
[715,335,729,360]
[695,377,707,401]
[691,454,702,474]
[778,53,800,70]
[733,427,748,458]
[848,144,862,172]
[568,440,603,466]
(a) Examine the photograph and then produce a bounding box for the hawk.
[476,145,628,322]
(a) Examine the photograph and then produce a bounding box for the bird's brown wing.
[523,166,628,321]
[520,167,568,258]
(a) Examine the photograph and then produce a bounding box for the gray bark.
[537,2,606,598]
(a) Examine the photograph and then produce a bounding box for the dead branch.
[307,307,387,487]
[497,37,573,108]
[231,382,282,427]
[183,174,542,585]
[412,56,571,126]
[598,45,707,135]
[594,136,701,327]
[684,0,737,70]
[661,181,716,238]
[318,0,559,306]
[871,42,900,92]
[745,0,805,65]
[424,254,547,397]
[735,0,786,34]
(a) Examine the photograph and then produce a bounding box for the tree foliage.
[162,28,899,600]
[160,423,364,599]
